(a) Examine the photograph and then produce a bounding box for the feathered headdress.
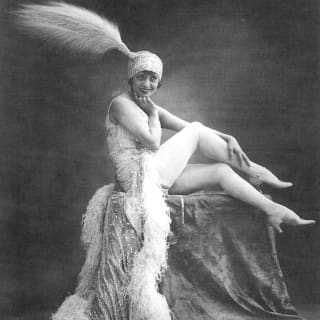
[15,1,163,79]
[15,1,134,57]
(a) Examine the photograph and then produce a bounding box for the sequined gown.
[52,101,171,320]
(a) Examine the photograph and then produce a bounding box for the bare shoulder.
[109,92,138,122]
[110,93,128,117]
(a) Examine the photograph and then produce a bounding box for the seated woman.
[110,51,313,233]
[16,3,315,320]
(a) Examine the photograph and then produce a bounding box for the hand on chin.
[137,92,150,97]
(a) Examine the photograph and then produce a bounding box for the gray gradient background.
[0,0,319,318]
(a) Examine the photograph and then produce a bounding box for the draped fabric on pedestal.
[163,192,303,320]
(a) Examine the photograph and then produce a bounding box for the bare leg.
[154,123,315,232]
[169,163,315,233]
[156,122,291,188]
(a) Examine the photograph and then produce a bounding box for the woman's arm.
[110,96,161,151]
[157,105,190,131]
[157,105,232,142]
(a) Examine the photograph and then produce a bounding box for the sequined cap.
[128,51,163,80]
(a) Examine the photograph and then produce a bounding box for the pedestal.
[164,192,303,320]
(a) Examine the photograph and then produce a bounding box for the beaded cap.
[128,51,163,80]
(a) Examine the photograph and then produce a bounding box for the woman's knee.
[182,122,204,141]
[187,122,220,142]
[187,121,204,131]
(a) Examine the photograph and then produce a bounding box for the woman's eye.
[150,76,157,82]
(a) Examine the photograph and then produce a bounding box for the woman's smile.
[139,88,153,95]
[131,71,160,97]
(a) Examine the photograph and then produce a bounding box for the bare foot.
[266,203,316,233]
[248,166,293,189]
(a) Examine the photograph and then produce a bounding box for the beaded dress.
[52,99,172,320]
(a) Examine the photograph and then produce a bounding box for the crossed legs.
[154,122,315,232]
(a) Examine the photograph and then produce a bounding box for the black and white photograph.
[1,0,319,319]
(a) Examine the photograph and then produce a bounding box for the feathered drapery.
[52,156,171,320]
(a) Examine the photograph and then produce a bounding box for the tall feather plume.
[15,1,135,58]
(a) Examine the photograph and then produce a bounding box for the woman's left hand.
[227,136,251,167]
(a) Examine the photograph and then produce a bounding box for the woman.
[109,51,313,233]
[96,51,315,319]
[15,3,315,320]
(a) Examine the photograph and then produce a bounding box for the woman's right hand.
[133,92,158,115]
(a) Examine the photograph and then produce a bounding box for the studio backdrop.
[0,0,319,318]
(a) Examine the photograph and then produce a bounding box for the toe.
[299,219,316,225]
[275,181,293,189]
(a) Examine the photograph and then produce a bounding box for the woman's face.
[131,71,159,97]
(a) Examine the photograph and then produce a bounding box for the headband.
[128,51,163,80]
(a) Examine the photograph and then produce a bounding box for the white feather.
[127,154,172,320]
[15,2,134,57]
[76,184,114,297]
